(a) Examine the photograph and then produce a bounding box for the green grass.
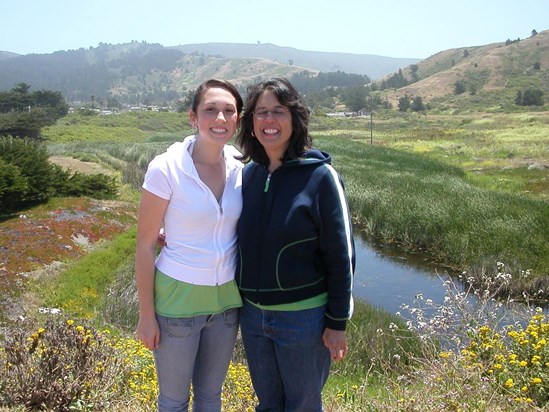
[3,109,548,411]
[42,111,190,143]
[45,111,549,295]
[40,227,137,319]
[316,135,549,281]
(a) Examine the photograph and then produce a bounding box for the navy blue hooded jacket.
[236,149,355,330]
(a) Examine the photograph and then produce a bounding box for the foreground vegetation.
[1,222,547,411]
[1,109,548,410]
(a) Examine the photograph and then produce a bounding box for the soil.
[49,156,115,175]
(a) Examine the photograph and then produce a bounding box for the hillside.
[378,29,549,109]
[0,42,317,105]
[1,31,547,111]
[171,42,418,79]
[0,41,411,106]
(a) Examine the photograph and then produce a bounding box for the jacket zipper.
[264,173,271,192]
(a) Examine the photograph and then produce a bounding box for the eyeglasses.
[253,108,289,119]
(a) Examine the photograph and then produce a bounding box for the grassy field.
[2,109,549,411]
[45,110,549,294]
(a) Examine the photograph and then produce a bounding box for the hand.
[157,228,167,247]
[322,328,348,362]
[135,315,160,350]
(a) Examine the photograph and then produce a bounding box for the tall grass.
[315,135,549,297]
[43,111,189,143]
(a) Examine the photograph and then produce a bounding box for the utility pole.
[370,109,373,145]
[367,96,373,145]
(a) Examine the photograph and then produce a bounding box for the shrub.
[0,158,28,211]
[0,316,132,411]
[462,310,549,408]
[0,136,54,206]
[64,172,118,199]
[0,313,256,411]
[454,80,467,95]
[515,88,544,106]
[0,136,119,213]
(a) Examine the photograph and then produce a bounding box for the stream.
[352,234,457,315]
[352,234,547,330]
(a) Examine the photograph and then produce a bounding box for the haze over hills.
[170,42,418,79]
[0,29,547,111]
[0,42,416,105]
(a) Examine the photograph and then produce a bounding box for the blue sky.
[2,0,547,59]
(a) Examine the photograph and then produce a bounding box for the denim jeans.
[154,308,239,412]
[240,301,331,412]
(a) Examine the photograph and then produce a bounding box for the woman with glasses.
[135,79,244,411]
[235,78,355,411]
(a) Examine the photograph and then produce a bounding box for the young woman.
[135,79,244,412]
[235,78,355,411]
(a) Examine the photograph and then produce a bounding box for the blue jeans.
[154,308,239,412]
[240,301,331,412]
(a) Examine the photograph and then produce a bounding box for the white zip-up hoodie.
[142,135,243,286]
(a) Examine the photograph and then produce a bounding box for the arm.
[318,166,355,359]
[135,189,169,350]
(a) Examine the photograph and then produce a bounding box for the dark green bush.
[0,157,28,211]
[0,136,119,213]
[65,172,118,199]
[0,136,54,207]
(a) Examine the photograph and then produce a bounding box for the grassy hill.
[0,41,407,105]
[171,42,418,79]
[378,29,549,111]
[0,42,316,104]
[1,31,548,112]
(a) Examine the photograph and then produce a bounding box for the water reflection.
[352,234,547,323]
[353,234,459,315]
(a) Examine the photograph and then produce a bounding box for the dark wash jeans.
[240,301,331,412]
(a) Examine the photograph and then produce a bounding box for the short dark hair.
[191,79,243,115]
[236,78,312,165]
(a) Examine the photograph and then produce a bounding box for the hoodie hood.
[285,148,332,168]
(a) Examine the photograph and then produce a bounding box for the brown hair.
[236,78,311,165]
[191,79,244,114]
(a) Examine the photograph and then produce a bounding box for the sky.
[2,0,548,59]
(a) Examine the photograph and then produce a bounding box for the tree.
[398,95,411,112]
[176,89,195,113]
[0,84,68,139]
[515,88,544,106]
[531,29,538,37]
[409,64,419,82]
[411,96,426,112]
[454,80,467,95]
[342,86,366,112]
